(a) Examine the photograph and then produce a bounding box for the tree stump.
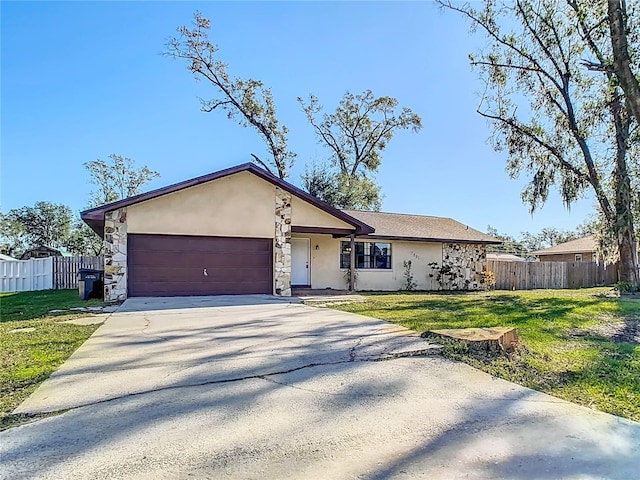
[427,327,519,354]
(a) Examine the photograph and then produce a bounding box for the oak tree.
[0,213,27,258]
[78,154,160,255]
[2,202,73,253]
[84,154,160,207]
[299,90,422,210]
[442,0,640,288]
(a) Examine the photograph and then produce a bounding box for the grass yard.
[0,290,104,430]
[334,288,640,422]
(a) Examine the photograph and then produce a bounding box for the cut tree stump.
[427,327,519,354]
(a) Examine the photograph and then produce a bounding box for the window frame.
[575,253,582,262]
[340,241,392,270]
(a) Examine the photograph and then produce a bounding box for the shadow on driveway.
[1,296,639,479]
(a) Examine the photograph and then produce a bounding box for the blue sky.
[1,1,594,237]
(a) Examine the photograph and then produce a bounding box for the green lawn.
[0,290,104,430]
[334,288,640,422]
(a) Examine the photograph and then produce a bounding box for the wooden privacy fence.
[53,256,104,290]
[487,260,618,291]
[0,257,54,293]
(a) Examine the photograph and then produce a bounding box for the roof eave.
[80,163,374,236]
[356,234,502,245]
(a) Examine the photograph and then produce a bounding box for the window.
[575,253,582,262]
[340,241,391,269]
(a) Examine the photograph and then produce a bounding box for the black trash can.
[78,268,104,300]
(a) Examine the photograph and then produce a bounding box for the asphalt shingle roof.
[531,235,596,255]
[343,210,501,244]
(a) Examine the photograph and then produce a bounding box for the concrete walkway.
[2,295,639,479]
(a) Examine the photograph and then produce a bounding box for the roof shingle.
[343,210,501,244]
[531,235,596,255]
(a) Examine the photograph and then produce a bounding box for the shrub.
[481,270,496,291]
[403,260,417,291]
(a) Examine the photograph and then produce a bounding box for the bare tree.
[165,12,295,179]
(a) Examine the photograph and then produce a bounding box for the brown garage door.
[127,234,273,297]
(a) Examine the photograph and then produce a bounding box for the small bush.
[481,270,496,291]
[403,260,417,291]
[614,281,638,294]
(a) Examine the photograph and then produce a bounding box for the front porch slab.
[292,289,368,307]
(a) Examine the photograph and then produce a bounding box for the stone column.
[441,243,487,291]
[104,207,128,302]
[274,187,292,296]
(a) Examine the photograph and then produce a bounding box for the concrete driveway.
[2,295,639,479]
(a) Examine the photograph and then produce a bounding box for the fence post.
[27,258,33,291]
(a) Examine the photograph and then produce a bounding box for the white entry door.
[291,238,310,286]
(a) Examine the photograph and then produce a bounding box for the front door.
[291,238,310,286]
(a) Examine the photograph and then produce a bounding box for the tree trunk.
[611,95,640,288]
[614,154,639,287]
[618,230,639,286]
[609,0,640,126]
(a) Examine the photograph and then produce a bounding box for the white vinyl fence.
[0,257,54,293]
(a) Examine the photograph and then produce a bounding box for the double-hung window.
[340,241,392,269]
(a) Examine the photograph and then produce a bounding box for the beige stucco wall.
[127,171,354,238]
[127,171,276,238]
[290,196,353,229]
[356,240,443,291]
[297,235,443,291]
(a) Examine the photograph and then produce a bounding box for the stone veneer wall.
[274,187,292,296]
[441,243,487,290]
[104,207,128,302]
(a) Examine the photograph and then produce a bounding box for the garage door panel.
[128,266,272,283]
[128,281,270,297]
[132,236,272,254]
[127,234,273,297]
[129,252,271,269]
[130,280,271,294]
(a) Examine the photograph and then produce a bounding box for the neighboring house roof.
[0,253,17,261]
[344,210,501,245]
[81,163,374,237]
[531,235,596,256]
[486,253,527,262]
